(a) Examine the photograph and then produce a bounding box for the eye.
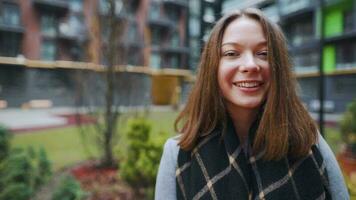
[222,50,240,57]
[257,50,268,59]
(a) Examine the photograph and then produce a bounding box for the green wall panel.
[324,9,343,37]
[323,45,335,72]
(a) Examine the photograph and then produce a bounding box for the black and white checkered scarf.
[176,118,331,200]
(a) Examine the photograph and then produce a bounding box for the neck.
[226,104,259,143]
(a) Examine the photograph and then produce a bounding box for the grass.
[11,111,179,171]
[11,126,99,171]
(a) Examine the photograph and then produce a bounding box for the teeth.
[235,82,260,88]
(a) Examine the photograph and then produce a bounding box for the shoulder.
[316,134,350,199]
[163,135,180,161]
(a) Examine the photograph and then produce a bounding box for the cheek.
[218,61,235,89]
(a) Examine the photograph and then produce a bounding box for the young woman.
[155,8,348,200]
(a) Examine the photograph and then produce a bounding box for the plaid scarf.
[176,118,331,200]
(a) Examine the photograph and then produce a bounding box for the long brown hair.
[175,8,318,161]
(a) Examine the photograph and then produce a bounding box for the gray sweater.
[155,135,349,200]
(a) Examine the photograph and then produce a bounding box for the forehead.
[222,17,266,45]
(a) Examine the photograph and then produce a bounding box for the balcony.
[261,4,279,23]
[162,0,188,9]
[57,17,88,42]
[33,0,69,14]
[161,46,189,54]
[0,23,24,34]
[147,16,173,29]
[279,0,316,19]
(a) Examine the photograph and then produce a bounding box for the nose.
[238,52,260,73]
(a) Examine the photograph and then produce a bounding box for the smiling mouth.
[233,81,263,88]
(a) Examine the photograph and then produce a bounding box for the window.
[41,40,56,61]
[0,2,20,26]
[166,8,180,22]
[99,0,123,15]
[286,20,314,46]
[169,54,180,68]
[203,7,215,23]
[336,41,356,69]
[127,23,139,42]
[150,53,161,69]
[151,29,160,45]
[293,51,318,72]
[149,3,160,20]
[0,32,21,57]
[170,31,180,47]
[189,0,200,16]
[41,13,57,37]
[344,10,354,33]
[69,0,83,12]
[189,17,200,37]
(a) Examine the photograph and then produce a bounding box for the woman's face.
[218,17,270,112]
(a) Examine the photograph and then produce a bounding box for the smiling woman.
[155,8,348,200]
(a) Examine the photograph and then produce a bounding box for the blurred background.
[0,0,355,199]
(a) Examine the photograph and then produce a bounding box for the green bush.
[341,99,356,153]
[0,126,53,199]
[0,126,11,162]
[0,183,32,200]
[118,118,168,199]
[51,175,86,200]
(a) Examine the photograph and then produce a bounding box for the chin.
[227,98,264,110]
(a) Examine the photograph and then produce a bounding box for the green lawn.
[11,111,179,171]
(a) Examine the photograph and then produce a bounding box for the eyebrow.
[221,41,267,48]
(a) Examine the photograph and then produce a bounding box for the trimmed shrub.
[118,118,168,199]
[51,175,86,200]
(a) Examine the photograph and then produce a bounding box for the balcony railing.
[279,0,315,16]
[162,0,188,8]
[0,23,24,34]
[33,0,69,13]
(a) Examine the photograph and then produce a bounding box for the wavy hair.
[175,8,317,160]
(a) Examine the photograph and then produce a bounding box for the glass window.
[0,32,21,57]
[150,52,161,69]
[41,40,56,61]
[344,10,354,33]
[149,3,160,20]
[336,41,356,69]
[286,20,314,46]
[189,17,200,37]
[69,0,83,12]
[170,31,180,47]
[41,13,57,37]
[127,23,139,42]
[189,0,200,16]
[1,2,20,26]
[169,55,180,68]
[166,8,180,22]
[203,7,215,23]
[99,0,123,15]
[293,51,319,72]
[151,28,160,45]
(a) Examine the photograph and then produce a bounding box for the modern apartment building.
[0,0,192,107]
[0,0,190,67]
[221,0,356,113]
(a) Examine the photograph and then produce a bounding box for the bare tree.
[75,0,128,167]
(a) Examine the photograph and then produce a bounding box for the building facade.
[0,0,192,107]
[221,0,356,113]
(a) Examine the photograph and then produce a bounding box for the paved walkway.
[0,106,175,132]
[0,107,343,133]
